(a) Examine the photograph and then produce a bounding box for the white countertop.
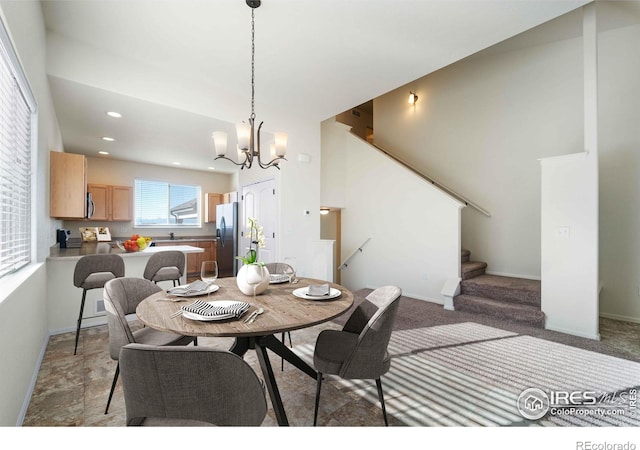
[47,243,204,260]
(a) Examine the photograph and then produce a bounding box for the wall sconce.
[408,91,418,105]
[320,208,330,215]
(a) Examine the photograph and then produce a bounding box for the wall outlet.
[556,226,570,238]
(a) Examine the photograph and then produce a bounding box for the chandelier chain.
[250,7,256,120]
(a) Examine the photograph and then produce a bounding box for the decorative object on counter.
[116,234,152,252]
[236,217,269,295]
[212,0,287,171]
[79,226,111,242]
[80,227,98,242]
[97,227,111,241]
[56,228,70,248]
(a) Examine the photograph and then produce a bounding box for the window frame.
[0,16,37,280]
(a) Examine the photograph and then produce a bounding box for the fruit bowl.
[116,235,152,253]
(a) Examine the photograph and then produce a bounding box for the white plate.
[292,287,341,300]
[170,284,219,297]
[180,300,245,321]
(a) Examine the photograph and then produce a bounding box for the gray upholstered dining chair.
[265,261,295,370]
[119,343,267,426]
[313,285,402,426]
[103,277,196,415]
[143,250,185,287]
[73,254,125,355]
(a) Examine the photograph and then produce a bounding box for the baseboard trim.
[599,312,640,324]
[364,285,444,305]
[545,323,601,341]
[18,331,50,426]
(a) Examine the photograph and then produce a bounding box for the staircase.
[455,249,544,327]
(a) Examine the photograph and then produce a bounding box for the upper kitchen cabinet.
[50,151,88,219]
[204,192,223,223]
[223,191,238,203]
[87,184,132,221]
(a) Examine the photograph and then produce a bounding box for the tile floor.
[23,320,405,427]
[22,312,639,428]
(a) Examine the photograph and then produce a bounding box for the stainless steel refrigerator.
[215,202,238,277]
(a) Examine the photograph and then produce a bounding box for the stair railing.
[350,131,491,217]
[338,238,371,270]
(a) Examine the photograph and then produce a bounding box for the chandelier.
[212,0,287,170]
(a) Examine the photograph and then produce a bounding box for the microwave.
[86,192,95,219]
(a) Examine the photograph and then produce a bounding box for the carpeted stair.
[455,249,544,327]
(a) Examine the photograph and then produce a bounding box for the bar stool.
[73,254,125,355]
[143,251,185,287]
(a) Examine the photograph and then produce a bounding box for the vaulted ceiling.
[41,0,589,172]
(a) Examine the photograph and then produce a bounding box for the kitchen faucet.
[169,232,174,240]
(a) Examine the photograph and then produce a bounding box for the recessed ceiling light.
[106,111,122,118]
[98,151,109,155]
[172,162,181,165]
[207,166,215,170]
[101,136,115,142]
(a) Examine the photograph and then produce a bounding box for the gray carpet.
[312,289,640,426]
[297,320,640,426]
[337,289,640,363]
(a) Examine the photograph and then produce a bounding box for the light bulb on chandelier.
[213,0,287,170]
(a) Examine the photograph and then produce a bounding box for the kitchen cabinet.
[204,193,223,223]
[223,191,238,203]
[186,240,217,277]
[50,151,88,219]
[87,184,132,222]
[155,240,216,278]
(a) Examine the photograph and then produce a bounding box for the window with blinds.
[134,179,201,227]
[0,19,35,279]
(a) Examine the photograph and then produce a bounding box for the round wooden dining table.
[136,276,354,426]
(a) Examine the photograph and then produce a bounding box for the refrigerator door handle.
[219,216,226,247]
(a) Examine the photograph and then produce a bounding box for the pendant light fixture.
[213,0,287,170]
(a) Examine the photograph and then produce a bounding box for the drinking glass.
[245,264,264,302]
[284,257,297,283]
[200,261,218,298]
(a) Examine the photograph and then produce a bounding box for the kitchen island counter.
[48,242,203,260]
[46,243,204,333]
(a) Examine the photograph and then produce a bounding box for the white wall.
[373,10,585,280]
[597,1,640,323]
[323,119,464,302]
[540,152,599,339]
[0,0,62,426]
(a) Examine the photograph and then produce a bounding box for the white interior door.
[240,178,277,265]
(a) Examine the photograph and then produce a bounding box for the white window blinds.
[0,19,35,279]
[134,179,200,227]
